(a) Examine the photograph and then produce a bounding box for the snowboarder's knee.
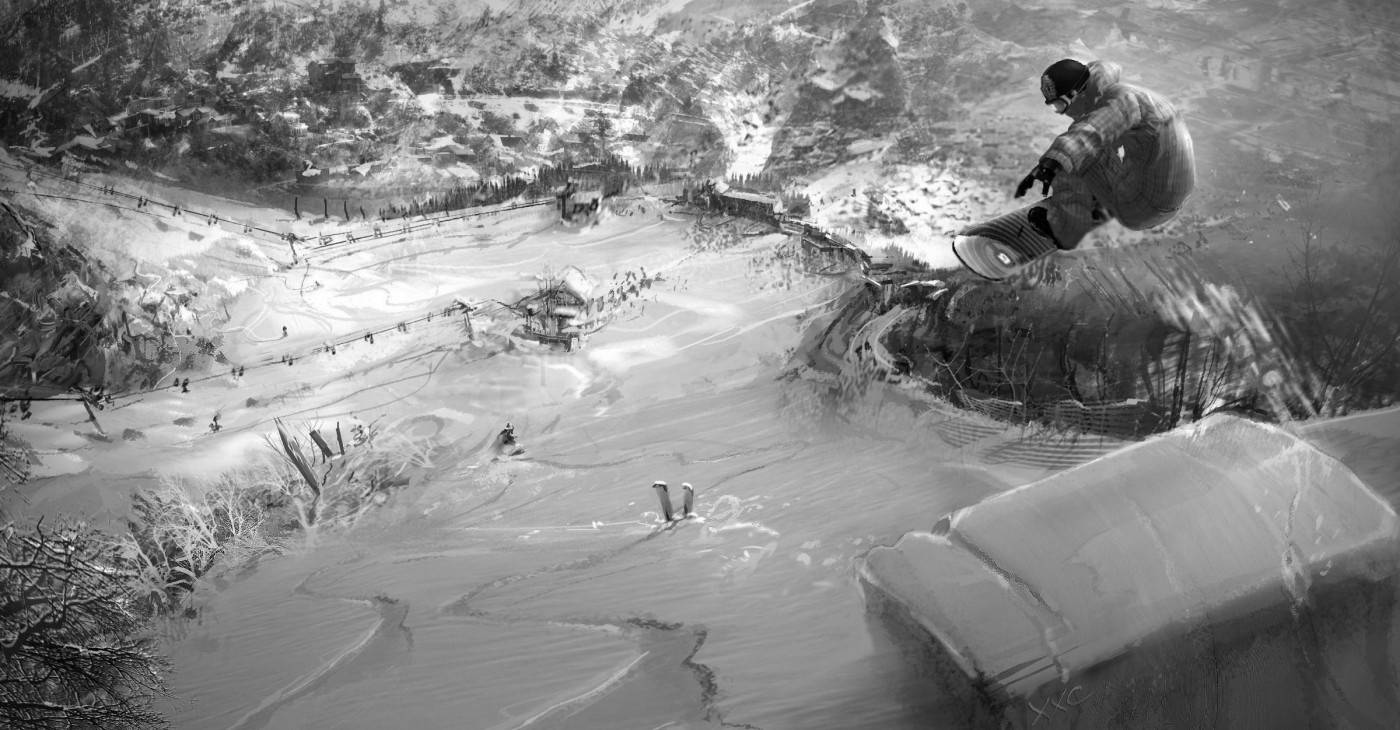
[1115,199,1180,231]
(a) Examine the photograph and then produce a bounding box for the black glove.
[1015,158,1060,198]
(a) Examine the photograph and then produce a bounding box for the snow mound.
[860,413,1400,729]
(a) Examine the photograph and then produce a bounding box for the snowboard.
[951,201,1061,281]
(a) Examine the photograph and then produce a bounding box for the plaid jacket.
[1041,61,1195,214]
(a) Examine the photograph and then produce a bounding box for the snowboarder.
[953,59,1197,279]
[1017,58,1196,249]
[492,422,523,459]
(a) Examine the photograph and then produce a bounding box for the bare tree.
[1,518,167,729]
[1281,220,1400,415]
[120,475,277,616]
[267,417,432,532]
[1,405,34,495]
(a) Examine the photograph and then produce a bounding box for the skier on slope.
[1014,58,1197,252]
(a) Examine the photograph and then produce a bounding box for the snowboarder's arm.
[1042,92,1144,174]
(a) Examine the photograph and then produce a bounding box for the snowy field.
[4,163,1033,729]
[7,110,1400,727]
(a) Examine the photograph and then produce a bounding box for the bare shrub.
[266,417,435,532]
[119,474,282,617]
[114,418,435,619]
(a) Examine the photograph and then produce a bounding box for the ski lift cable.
[5,297,519,412]
[0,159,556,255]
[1,159,295,242]
[0,188,314,285]
[296,198,555,259]
[137,339,472,446]
[0,297,485,407]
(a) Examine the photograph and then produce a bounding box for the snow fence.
[859,413,1400,729]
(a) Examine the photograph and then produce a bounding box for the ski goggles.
[1041,74,1075,113]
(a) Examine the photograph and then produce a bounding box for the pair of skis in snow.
[651,480,701,529]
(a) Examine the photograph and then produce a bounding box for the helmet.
[1040,59,1090,113]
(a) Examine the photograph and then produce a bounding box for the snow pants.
[1045,118,1197,250]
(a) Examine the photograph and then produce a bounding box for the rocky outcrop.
[767,1,907,175]
[0,198,227,401]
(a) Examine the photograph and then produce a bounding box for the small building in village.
[683,179,784,220]
[564,163,626,192]
[428,65,457,96]
[553,164,628,221]
[430,142,474,166]
[308,58,364,95]
[555,179,602,221]
[386,60,456,95]
[715,189,782,219]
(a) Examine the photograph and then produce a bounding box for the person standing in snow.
[1014,58,1196,251]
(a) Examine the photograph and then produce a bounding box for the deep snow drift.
[860,412,1400,729]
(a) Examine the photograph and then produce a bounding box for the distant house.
[556,180,604,221]
[271,110,308,136]
[715,189,781,219]
[119,105,180,136]
[308,58,363,95]
[557,163,627,200]
[388,60,457,95]
[176,106,219,122]
[421,138,474,166]
[436,145,473,165]
[428,66,456,96]
[687,179,782,220]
